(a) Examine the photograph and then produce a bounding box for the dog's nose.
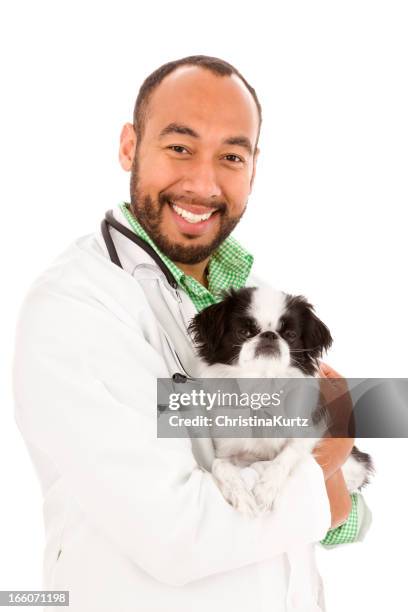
[259,331,278,341]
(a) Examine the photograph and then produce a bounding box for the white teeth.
[170,202,215,224]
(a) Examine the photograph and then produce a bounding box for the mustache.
[159,192,227,214]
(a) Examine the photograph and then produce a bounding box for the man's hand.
[313,437,354,481]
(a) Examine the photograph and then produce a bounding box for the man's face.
[127,66,259,264]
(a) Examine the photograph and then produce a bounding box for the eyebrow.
[158,122,254,156]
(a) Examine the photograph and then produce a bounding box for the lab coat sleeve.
[13,284,332,587]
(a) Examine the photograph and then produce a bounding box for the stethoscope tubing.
[101,210,178,289]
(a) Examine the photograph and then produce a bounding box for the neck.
[175,259,210,288]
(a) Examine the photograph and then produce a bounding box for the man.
[13,55,371,612]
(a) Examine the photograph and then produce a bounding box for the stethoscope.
[101,209,179,290]
[101,209,192,384]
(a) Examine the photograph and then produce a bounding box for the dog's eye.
[282,329,297,342]
[238,327,255,339]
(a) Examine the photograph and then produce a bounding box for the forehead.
[248,287,287,330]
[144,66,259,145]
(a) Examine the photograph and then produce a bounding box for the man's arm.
[13,284,331,587]
[315,362,372,542]
[312,433,354,529]
[310,362,354,527]
[323,469,352,529]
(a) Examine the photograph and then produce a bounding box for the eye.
[168,145,190,155]
[238,327,254,339]
[237,321,257,339]
[223,154,244,164]
[282,329,297,342]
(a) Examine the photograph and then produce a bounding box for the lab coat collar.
[112,204,173,280]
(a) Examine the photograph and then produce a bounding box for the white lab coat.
[12,206,332,612]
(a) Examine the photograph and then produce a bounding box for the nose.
[259,331,278,341]
[180,159,222,200]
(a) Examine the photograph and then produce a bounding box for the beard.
[129,156,247,265]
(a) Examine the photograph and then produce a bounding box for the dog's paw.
[253,479,281,513]
[240,466,260,492]
[252,462,288,512]
[230,486,261,518]
[217,480,260,517]
[212,459,260,517]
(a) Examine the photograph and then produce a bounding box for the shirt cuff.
[319,492,372,548]
[355,491,373,542]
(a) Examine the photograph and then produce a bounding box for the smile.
[169,201,217,224]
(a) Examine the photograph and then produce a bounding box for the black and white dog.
[188,286,374,516]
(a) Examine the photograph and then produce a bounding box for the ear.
[249,147,260,193]
[301,301,333,360]
[187,296,231,360]
[119,122,137,171]
[287,294,333,360]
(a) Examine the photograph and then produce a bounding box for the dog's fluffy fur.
[188,286,374,516]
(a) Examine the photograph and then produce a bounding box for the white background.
[1,1,407,610]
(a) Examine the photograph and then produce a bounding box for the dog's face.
[188,286,332,375]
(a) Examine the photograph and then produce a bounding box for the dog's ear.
[300,300,333,359]
[287,294,333,360]
[187,292,232,360]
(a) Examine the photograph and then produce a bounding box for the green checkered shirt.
[320,492,360,546]
[119,202,253,311]
[119,201,363,546]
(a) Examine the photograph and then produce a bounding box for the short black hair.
[133,55,262,151]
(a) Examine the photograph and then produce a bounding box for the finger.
[319,361,343,379]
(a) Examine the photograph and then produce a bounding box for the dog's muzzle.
[254,331,281,358]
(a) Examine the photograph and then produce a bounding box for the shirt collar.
[118,201,253,301]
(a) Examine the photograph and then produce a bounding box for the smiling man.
[13,56,371,612]
[121,62,260,287]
